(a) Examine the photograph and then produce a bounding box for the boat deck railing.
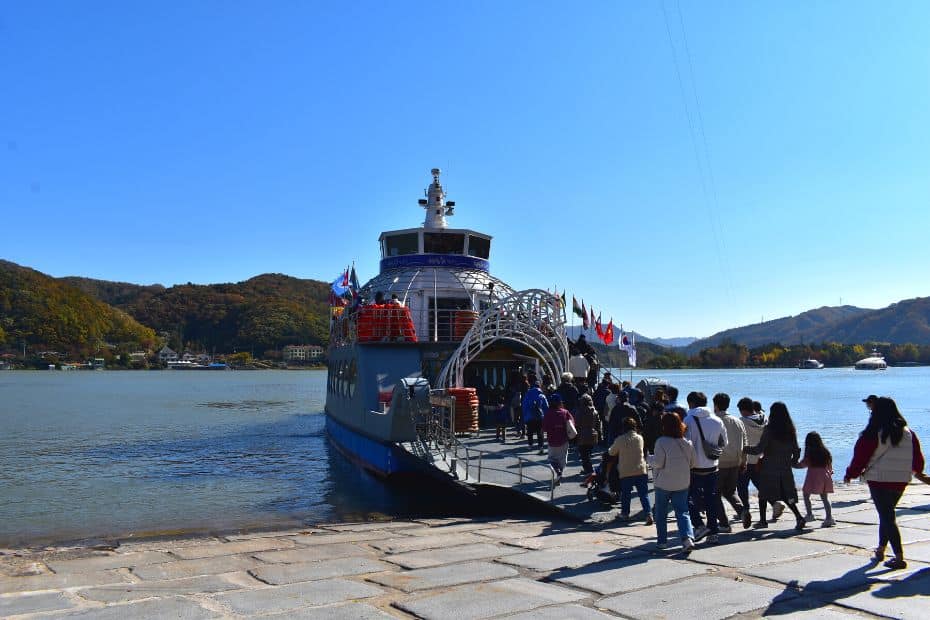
[419,390,557,500]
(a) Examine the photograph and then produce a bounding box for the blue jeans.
[689,470,720,533]
[654,487,694,544]
[619,473,651,516]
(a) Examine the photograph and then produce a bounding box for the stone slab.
[504,604,620,619]
[383,543,525,570]
[904,541,930,563]
[496,543,643,572]
[685,537,840,568]
[753,603,865,619]
[395,577,586,620]
[288,531,398,545]
[77,574,243,603]
[170,537,296,559]
[833,570,930,619]
[597,575,796,619]
[395,522,498,536]
[131,554,261,580]
[472,524,560,541]
[745,552,926,592]
[554,557,710,595]
[0,570,131,594]
[507,530,630,550]
[0,591,76,616]
[212,578,384,616]
[250,557,392,584]
[45,551,175,573]
[264,602,398,619]
[45,597,221,619]
[369,532,487,554]
[254,543,371,564]
[835,508,927,525]
[321,520,421,532]
[801,525,930,548]
[368,561,518,592]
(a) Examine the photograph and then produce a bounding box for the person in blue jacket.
[522,375,549,454]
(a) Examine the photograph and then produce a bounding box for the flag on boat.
[331,270,350,296]
[572,296,584,319]
[589,307,595,333]
[603,319,615,345]
[581,301,589,330]
[620,328,637,367]
[349,264,360,292]
[560,290,566,309]
[595,313,605,343]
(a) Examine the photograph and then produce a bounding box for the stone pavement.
[2,482,929,619]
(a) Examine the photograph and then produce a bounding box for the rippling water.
[0,367,927,546]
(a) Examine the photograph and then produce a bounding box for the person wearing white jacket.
[653,413,697,551]
[683,392,728,544]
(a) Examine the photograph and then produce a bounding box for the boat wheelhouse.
[325,169,568,479]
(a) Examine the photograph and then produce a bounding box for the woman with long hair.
[845,396,926,569]
[652,413,696,551]
[744,402,807,530]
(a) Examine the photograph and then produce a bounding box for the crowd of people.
[501,370,927,568]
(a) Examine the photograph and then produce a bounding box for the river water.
[1,367,927,546]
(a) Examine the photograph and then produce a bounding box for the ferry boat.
[324,169,567,479]
[855,349,887,370]
[798,359,825,369]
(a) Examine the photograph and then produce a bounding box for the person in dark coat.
[744,401,807,531]
[556,372,580,415]
[574,393,600,474]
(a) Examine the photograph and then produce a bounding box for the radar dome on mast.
[419,168,455,229]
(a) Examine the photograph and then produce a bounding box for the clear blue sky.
[3,1,929,338]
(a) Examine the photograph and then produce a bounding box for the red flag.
[595,313,605,343]
[604,319,614,345]
[581,300,589,329]
[341,267,350,288]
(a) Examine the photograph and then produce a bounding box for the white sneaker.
[772,503,785,520]
[682,537,695,551]
[693,525,709,541]
[821,517,836,528]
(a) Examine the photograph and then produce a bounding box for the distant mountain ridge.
[686,299,930,352]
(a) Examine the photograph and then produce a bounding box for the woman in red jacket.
[844,396,925,569]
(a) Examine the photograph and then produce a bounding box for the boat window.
[384,233,419,257]
[467,235,491,259]
[423,232,465,255]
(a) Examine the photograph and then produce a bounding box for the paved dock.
[2,482,929,618]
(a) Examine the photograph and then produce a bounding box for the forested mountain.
[685,305,872,352]
[687,299,930,352]
[67,272,332,355]
[0,260,157,355]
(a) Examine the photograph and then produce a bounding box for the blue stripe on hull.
[325,413,417,477]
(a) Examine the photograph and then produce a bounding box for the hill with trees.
[65,272,333,356]
[0,260,158,357]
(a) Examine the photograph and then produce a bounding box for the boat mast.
[420,168,454,229]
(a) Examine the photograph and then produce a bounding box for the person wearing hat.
[542,392,575,483]
[863,395,878,412]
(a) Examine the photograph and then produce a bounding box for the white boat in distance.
[855,350,887,370]
[798,359,825,369]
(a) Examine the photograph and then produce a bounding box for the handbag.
[566,416,578,440]
[694,417,723,460]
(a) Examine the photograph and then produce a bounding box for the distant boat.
[855,350,887,370]
[167,360,206,370]
[798,359,825,369]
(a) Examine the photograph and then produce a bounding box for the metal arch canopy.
[436,288,569,389]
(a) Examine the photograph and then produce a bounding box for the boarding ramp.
[399,388,623,521]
